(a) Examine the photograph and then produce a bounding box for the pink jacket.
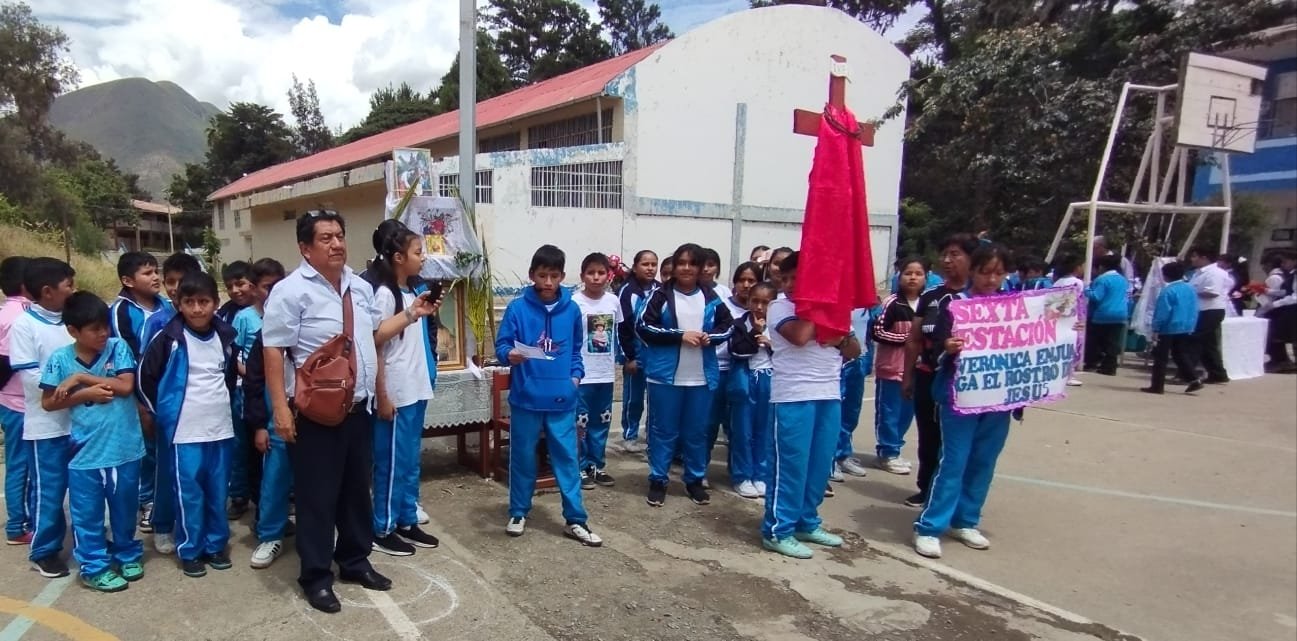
[871,294,916,382]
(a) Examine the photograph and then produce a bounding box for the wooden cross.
[792,55,875,146]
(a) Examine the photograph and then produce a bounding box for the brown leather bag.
[293,290,357,426]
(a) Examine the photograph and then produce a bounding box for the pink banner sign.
[949,287,1085,415]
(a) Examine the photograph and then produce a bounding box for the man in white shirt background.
[1186,246,1232,384]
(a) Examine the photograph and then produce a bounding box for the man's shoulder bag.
[294,289,357,426]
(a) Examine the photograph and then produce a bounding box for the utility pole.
[458,0,476,209]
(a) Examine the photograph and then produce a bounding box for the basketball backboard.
[1174,52,1268,153]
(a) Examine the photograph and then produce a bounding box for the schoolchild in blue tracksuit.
[369,227,442,556]
[138,272,238,578]
[727,281,777,500]
[1015,256,1053,291]
[108,252,171,536]
[217,261,254,519]
[638,244,734,508]
[702,249,736,463]
[234,257,294,569]
[761,252,860,559]
[496,245,602,547]
[1084,254,1129,375]
[40,293,146,592]
[573,253,624,489]
[833,302,881,483]
[1142,261,1204,395]
[617,251,659,453]
[707,262,760,476]
[9,258,77,578]
[135,251,203,537]
[913,244,1021,560]
[871,257,929,476]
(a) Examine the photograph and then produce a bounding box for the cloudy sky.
[37,0,913,130]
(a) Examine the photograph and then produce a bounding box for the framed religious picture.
[435,284,467,370]
[392,147,433,199]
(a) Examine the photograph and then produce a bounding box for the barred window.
[530,161,622,209]
[437,169,494,204]
[217,211,226,230]
[233,211,241,228]
[479,133,522,153]
[527,110,613,149]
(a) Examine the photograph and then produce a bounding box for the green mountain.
[47,78,223,200]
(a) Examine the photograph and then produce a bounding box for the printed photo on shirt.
[586,313,615,353]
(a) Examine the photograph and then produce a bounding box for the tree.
[597,0,674,55]
[0,2,79,130]
[435,30,515,112]
[166,161,218,240]
[287,74,334,156]
[338,83,439,144]
[62,157,134,229]
[204,102,296,185]
[486,0,612,85]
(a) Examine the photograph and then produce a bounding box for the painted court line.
[0,575,75,641]
[1034,407,1297,453]
[365,589,422,641]
[996,474,1297,518]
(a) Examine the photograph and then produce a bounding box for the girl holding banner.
[913,244,1016,560]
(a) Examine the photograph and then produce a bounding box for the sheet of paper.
[513,341,554,361]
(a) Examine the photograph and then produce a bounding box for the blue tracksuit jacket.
[1153,280,1198,335]
[636,283,734,390]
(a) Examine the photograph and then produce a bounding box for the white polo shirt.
[374,285,436,408]
[1190,263,1232,312]
[10,305,73,439]
[262,261,380,402]
[768,297,842,403]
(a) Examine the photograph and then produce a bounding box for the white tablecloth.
[1222,316,1268,380]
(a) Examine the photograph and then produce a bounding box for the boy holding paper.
[495,245,602,547]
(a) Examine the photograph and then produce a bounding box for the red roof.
[209,44,664,201]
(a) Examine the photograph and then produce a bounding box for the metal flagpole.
[458,0,476,208]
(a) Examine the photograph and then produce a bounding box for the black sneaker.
[1185,379,1205,393]
[593,470,615,486]
[138,503,154,533]
[32,556,69,578]
[903,492,927,508]
[580,469,596,490]
[207,551,233,570]
[397,525,440,549]
[182,558,207,578]
[372,532,416,556]
[685,482,710,505]
[646,481,667,507]
[1140,386,1164,395]
[226,497,250,520]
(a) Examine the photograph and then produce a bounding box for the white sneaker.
[250,540,283,569]
[914,534,942,558]
[839,457,870,477]
[735,481,760,499]
[875,456,913,475]
[563,523,603,547]
[753,481,767,497]
[416,505,430,525]
[153,532,175,555]
[829,464,846,483]
[621,439,647,454]
[949,528,990,550]
[506,516,526,537]
[1066,377,1083,387]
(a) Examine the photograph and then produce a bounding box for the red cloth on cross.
[794,103,877,343]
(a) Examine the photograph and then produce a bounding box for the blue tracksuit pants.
[728,369,772,485]
[914,401,1011,537]
[873,379,915,459]
[139,437,155,507]
[68,460,143,579]
[647,384,711,485]
[763,399,840,540]
[173,439,233,562]
[577,383,613,472]
[1,407,32,539]
[29,436,70,562]
[706,370,732,464]
[620,367,648,442]
[836,358,868,461]
[151,431,177,535]
[228,390,250,500]
[508,407,587,525]
[255,429,292,543]
[373,400,426,537]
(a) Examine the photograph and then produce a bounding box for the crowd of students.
[2,210,1293,605]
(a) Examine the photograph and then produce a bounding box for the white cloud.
[41,0,464,130]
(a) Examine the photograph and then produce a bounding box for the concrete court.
[0,370,1290,641]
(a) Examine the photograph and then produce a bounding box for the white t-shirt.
[671,288,707,387]
[1190,264,1232,312]
[768,298,842,403]
[173,330,234,444]
[715,297,747,371]
[572,290,623,385]
[743,316,774,371]
[376,286,436,408]
[1053,276,1083,291]
[11,306,73,440]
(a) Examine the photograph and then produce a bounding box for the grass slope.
[0,225,121,300]
[48,77,223,200]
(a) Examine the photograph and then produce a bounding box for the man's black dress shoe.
[340,569,392,591]
[307,587,341,613]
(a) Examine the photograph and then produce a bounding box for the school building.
[207,5,910,286]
